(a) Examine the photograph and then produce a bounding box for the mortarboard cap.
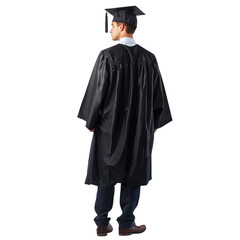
[105,6,145,33]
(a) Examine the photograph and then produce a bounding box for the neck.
[120,33,133,39]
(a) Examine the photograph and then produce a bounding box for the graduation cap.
[105,6,145,33]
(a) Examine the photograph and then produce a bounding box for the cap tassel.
[105,12,108,33]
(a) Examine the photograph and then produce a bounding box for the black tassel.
[105,12,108,33]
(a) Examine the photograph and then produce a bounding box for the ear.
[120,22,125,31]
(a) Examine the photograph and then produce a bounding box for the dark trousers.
[94,183,141,229]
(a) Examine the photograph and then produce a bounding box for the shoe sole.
[119,230,146,236]
[97,233,107,236]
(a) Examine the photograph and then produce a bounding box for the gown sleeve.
[77,50,110,130]
[152,54,173,129]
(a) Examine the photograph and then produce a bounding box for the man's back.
[78,43,172,186]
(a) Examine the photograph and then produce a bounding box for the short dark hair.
[115,21,136,34]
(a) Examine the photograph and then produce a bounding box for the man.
[77,6,172,236]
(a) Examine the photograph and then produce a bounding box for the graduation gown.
[77,43,172,186]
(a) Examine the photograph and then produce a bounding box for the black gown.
[77,43,172,186]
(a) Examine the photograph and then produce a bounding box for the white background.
[0,0,240,239]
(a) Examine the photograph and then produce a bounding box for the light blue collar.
[119,37,136,47]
